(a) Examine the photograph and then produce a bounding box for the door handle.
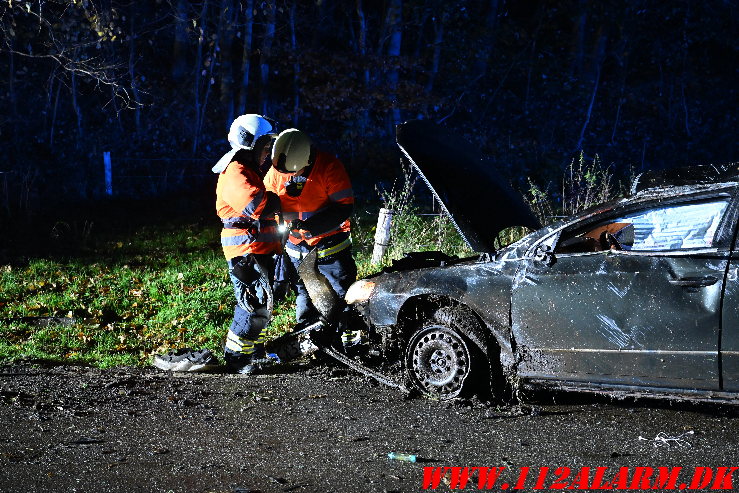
[668,276,718,287]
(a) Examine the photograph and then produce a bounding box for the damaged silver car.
[342,120,739,403]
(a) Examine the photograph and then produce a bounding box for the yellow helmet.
[272,128,313,173]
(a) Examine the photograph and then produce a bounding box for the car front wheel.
[404,309,489,399]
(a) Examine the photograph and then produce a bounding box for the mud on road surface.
[1,362,738,493]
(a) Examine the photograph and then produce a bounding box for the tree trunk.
[236,0,254,116]
[412,8,429,62]
[375,2,389,57]
[386,0,402,125]
[219,0,235,125]
[523,10,544,113]
[49,76,61,148]
[8,36,16,118]
[352,0,371,142]
[571,0,587,78]
[424,11,445,96]
[171,0,189,80]
[610,23,630,145]
[110,85,123,132]
[317,0,336,40]
[197,42,218,149]
[680,5,691,137]
[575,64,600,151]
[71,53,84,144]
[129,8,141,133]
[192,0,209,153]
[355,0,370,89]
[575,33,607,151]
[473,0,498,79]
[289,0,300,126]
[259,1,276,116]
[44,66,57,131]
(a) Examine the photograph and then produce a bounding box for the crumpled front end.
[345,255,521,370]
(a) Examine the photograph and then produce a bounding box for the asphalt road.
[1,362,738,493]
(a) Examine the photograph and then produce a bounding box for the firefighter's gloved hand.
[289,219,309,233]
[262,191,281,219]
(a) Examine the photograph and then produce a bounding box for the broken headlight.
[344,280,376,304]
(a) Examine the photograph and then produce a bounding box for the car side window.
[615,200,729,251]
[556,199,730,253]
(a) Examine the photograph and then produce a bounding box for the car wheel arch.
[395,295,509,401]
[396,295,510,359]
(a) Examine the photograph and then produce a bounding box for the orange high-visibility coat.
[216,159,281,260]
[264,150,353,247]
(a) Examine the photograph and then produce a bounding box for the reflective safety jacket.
[264,150,353,247]
[216,158,281,260]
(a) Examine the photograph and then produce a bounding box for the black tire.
[404,307,491,400]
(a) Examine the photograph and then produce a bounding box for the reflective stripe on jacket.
[216,159,281,260]
[285,231,352,260]
[264,150,353,247]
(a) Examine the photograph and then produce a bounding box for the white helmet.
[272,128,313,173]
[212,114,276,173]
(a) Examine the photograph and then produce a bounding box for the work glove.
[289,218,309,233]
[261,191,281,219]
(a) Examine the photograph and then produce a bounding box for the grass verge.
[0,209,468,367]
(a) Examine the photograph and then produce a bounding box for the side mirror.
[534,244,556,266]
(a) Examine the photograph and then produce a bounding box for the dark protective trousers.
[224,253,274,365]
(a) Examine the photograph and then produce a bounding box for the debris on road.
[638,430,695,448]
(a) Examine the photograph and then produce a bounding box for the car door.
[719,220,739,392]
[511,192,737,390]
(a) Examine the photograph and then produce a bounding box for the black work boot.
[224,352,258,375]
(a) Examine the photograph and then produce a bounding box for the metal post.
[371,208,394,265]
[103,151,112,196]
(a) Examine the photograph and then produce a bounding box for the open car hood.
[396,120,541,253]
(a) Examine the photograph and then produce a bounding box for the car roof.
[630,163,739,195]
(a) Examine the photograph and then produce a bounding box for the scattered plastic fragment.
[387,452,417,462]
[638,430,694,448]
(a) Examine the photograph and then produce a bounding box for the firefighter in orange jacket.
[264,129,358,348]
[214,114,281,374]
